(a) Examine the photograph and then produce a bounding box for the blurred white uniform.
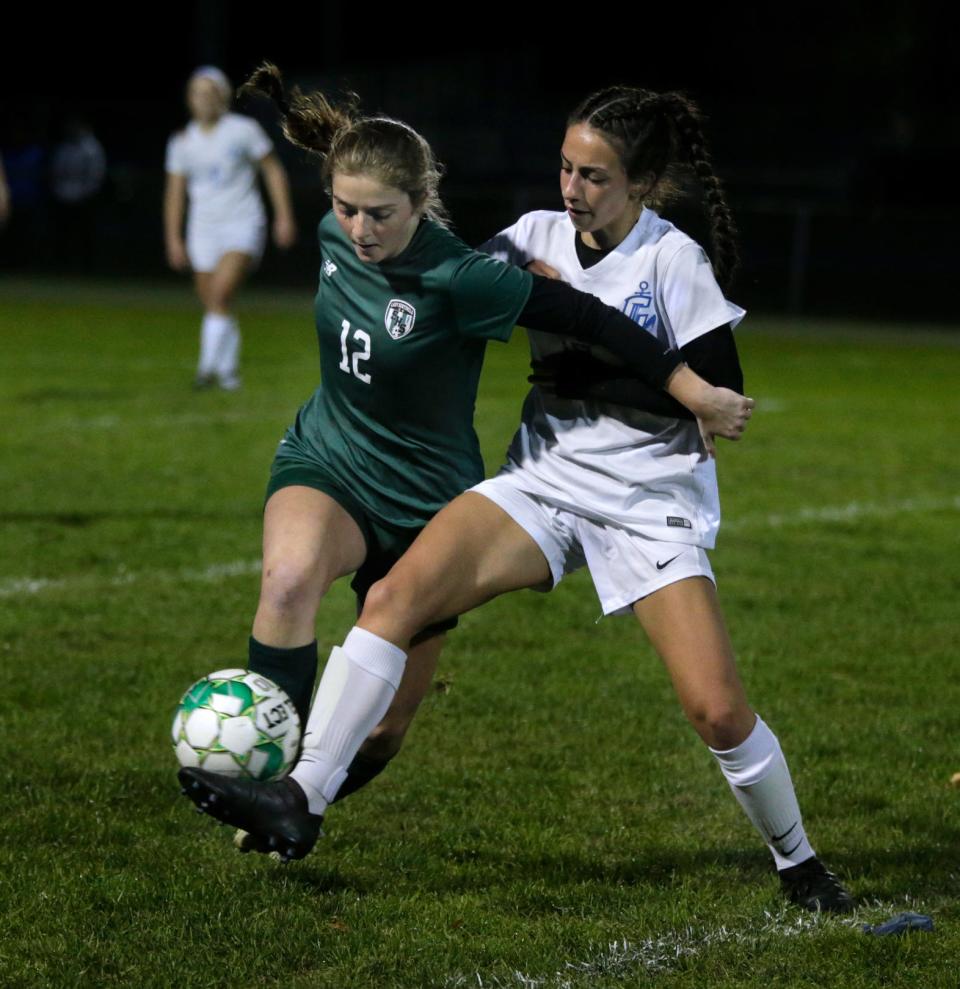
[165,113,272,271]
[477,208,745,613]
[165,113,273,387]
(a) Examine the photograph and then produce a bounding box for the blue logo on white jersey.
[622,281,657,332]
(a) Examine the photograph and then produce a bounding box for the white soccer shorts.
[471,473,715,616]
[187,218,266,273]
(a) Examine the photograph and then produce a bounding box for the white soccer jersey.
[165,113,272,228]
[481,208,745,548]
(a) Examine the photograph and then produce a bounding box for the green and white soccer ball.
[172,668,301,781]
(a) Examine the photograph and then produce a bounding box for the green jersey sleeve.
[449,252,533,342]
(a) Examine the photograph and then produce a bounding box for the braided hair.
[569,87,739,288]
[241,62,449,226]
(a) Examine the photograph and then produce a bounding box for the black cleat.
[178,768,323,861]
[779,857,854,913]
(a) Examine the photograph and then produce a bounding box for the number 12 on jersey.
[339,319,372,384]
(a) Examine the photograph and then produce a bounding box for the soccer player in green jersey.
[180,65,752,857]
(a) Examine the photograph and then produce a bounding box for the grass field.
[1,277,959,988]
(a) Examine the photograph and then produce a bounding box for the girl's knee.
[259,560,330,620]
[362,573,422,626]
[686,701,755,750]
[359,720,408,761]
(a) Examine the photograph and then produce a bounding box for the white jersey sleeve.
[477,213,539,268]
[165,133,187,175]
[658,242,745,348]
[241,117,273,162]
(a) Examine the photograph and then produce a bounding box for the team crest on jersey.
[622,280,658,331]
[385,299,416,340]
[322,258,337,277]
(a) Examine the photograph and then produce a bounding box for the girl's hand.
[166,238,189,271]
[695,386,754,456]
[273,214,297,249]
[525,259,563,280]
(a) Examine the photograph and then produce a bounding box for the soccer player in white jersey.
[178,85,851,915]
[164,66,296,389]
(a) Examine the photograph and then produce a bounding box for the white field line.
[755,396,788,413]
[445,898,930,988]
[1,495,958,601]
[722,494,960,533]
[54,409,294,430]
[444,908,854,988]
[0,559,262,600]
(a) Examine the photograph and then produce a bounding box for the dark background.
[2,2,955,319]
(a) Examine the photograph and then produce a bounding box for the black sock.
[248,636,318,727]
[331,752,392,803]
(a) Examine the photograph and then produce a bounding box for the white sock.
[710,715,815,870]
[290,627,406,816]
[214,316,241,383]
[198,312,231,377]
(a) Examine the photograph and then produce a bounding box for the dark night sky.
[4,2,955,314]
[8,4,953,157]
[9,3,947,219]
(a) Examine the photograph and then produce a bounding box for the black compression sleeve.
[517,275,682,389]
[572,376,694,418]
[540,324,743,417]
[683,324,743,392]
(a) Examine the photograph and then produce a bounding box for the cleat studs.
[179,787,188,796]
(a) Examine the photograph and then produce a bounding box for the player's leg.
[230,628,445,855]
[187,224,229,388]
[633,576,853,911]
[191,270,219,387]
[203,250,253,389]
[181,487,558,857]
[247,485,366,724]
[333,631,445,802]
[360,491,553,644]
[288,491,553,820]
[182,483,369,858]
[633,575,754,749]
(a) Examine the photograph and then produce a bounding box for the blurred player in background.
[51,115,107,270]
[164,66,296,390]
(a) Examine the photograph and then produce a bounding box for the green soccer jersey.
[281,211,533,534]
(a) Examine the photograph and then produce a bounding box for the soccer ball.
[172,668,301,780]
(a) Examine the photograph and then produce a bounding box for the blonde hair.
[242,62,448,225]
